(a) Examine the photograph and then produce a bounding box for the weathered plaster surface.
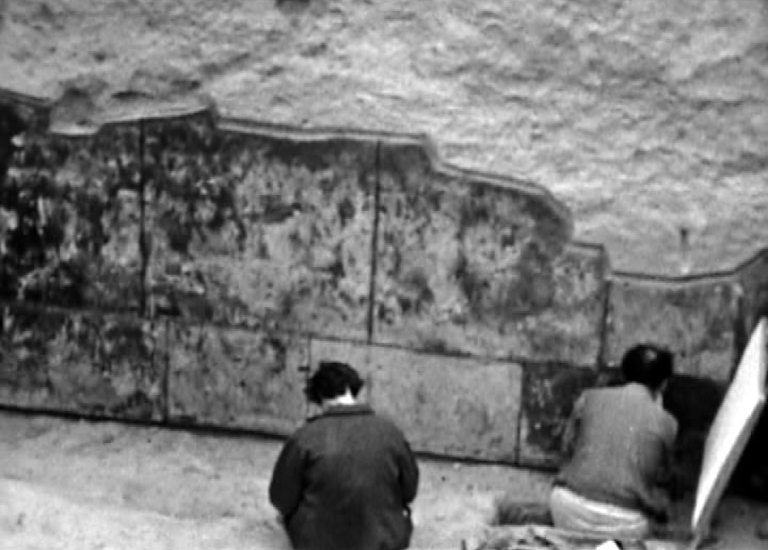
[145,114,376,340]
[518,364,600,468]
[373,142,607,365]
[0,304,166,420]
[310,338,522,462]
[166,321,308,435]
[0,69,760,481]
[0,87,752,473]
[738,251,768,343]
[2,0,767,274]
[0,98,142,310]
[604,277,739,381]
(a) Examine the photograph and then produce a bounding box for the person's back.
[557,383,678,517]
[549,344,679,539]
[269,361,419,550]
[284,407,416,550]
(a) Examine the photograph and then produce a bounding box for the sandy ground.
[0,410,766,550]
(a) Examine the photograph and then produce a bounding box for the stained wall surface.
[373,142,608,366]
[2,0,767,275]
[605,277,739,382]
[0,91,761,476]
[144,114,378,341]
[310,338,523,463]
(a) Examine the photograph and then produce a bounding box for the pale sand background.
[0,411,765,550]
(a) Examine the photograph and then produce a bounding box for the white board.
[691,317,767,536]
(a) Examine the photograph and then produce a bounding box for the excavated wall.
[1,91,764,487]
[1,0,768,487]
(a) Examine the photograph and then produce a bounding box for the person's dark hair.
[620,344,674,390]
[305,361,363,405]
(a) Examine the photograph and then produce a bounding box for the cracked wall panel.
[0,103,143,310]
[166,321,308,436]
[0,98,48,298]
[0,96,50,190]
[371,142,606,364]
[738,251,768,345]
[0,305,65,408]
[144,114,376,340]
[310,338,522,463]
[0,304,166,420]
[518,363,600,468]
[605,278,738,381]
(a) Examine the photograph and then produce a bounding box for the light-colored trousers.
[549,485,650,540]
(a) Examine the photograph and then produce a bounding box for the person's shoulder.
[368,408,400,427]
[581,384,633,410]
[290,414,331,440]
[589,383,625,395]
[581,385,613,402]
[366,409,410,437]
[659,408,679,437]
[286,421,314,443]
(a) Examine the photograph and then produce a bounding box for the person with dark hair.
[548,344,679,540]
[269,360,419,550]
[302,360,364,405]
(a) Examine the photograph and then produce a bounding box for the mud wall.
[2,0,768,276]
[0,90,763,481]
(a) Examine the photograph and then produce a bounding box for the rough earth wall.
[1,0,767,275]
[1,0,767,480]
[0,91,762,481]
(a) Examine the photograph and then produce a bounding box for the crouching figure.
[269,361,419,550]
[550,344,679,540]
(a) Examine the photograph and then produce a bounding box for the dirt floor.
[0,410,766,550]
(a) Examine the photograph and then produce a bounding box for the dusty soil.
[0,410,766,550]
[1,0,767,274]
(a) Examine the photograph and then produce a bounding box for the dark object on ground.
[756,516,768,539]
[491,493,553,526]
[474,525,651,550]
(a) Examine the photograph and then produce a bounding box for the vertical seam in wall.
[514,363,526,466]
[304,333,312,420]
[138,120,148,318]
[161,316,171,423]
[366,142,382,345]
[731,284,746,380]
[597,276,614,368]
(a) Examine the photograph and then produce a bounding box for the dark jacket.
[556,383,678,520]
[269,404,419,550]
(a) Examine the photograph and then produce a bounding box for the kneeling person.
[550,344,678,539]
[269,361,419,550]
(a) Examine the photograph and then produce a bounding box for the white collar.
[322,391,356,409]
